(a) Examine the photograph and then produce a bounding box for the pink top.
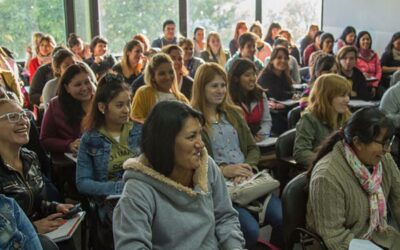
[356,52,382,88]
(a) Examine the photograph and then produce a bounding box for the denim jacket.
[0,194,42,250]
[76,122,142,198]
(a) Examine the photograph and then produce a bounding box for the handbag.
[227,170,280,206]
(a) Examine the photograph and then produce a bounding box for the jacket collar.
[123,147,209,196]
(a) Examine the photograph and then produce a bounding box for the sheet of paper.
[349,239,382,250]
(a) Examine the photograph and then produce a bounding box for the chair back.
[275,128,296,160]
[287,106,301,129]
[299,67,310,83]
[281,172,308,249]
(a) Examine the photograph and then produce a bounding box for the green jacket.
[202,109,260,169]
[293,112,332,167]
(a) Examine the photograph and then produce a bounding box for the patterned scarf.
[358,48,374,61]
[343,141,388,239]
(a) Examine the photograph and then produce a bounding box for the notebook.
[44,211,86,243]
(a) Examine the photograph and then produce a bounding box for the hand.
[268,101,285,110]
[254,132,266,142]
[69,139,80,154]
[56,203,74,213]
[94,55,104,64]
[26,46,32,56]
[83,44,92,59]
[232,175,250,185]
[221,163,253,179]
[33,213,65,234]
[351,90,357,97]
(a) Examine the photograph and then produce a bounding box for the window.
[0,0,66,60]
[188,0,256,49]
[262,0,322,43]
[74,0,92,44]
[98,0,179,54]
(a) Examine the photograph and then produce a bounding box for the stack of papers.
[44,211,85,242]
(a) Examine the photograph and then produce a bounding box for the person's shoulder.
[20,147,39,163]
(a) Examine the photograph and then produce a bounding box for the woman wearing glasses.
[307,107,400,249]
[0,99,76,248]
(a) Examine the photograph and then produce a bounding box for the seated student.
[130,53,189,123]
[380,32,400,89]
[178,38,205,78]
[337,46,373,100]
[112,39,144,86]
[380,80,400,128]
[193,26,206,57]
[355,31,382,98]
[249,21,273,63]
[258,47,294,103]
[228,58,272,142]
[151,19,178,48]
[113,101,245,249]
[229,21,248,56]
[279,29,301,65]
[0,99,76,249]
[84,36,116,79]
[307,107,400,250]
[28,34,56,83]
[309,32,334,66]
[333,26,357,53]
[0,49,25,106]
[299,24,319,59]
[303,30,324,66]
[264,22,281,46]
[41,49,76,108]
[299,53,338,110]
[67,33,91,62]
[76,73,142,249]
[25,32,44,72]
[161,45,194,99]
[265,38,301,84]
[0,194,42,250]
[294,74,351,168]
[225,32,264,73]
[191,63,283,249]
[200,31,230,67]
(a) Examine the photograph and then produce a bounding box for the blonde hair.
[205,32,228,66]
[307,73,351,130]
[143,53,181,97]
[191,62,242,132]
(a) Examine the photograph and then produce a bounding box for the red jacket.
[356,52,382,88]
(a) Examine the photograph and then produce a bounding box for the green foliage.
[0,0,65,59]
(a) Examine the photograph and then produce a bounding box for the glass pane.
[0,0,66,60]
[74,0,91,43]
[188,0,256,49]
[98,0,179,54]
[262,0,322,44]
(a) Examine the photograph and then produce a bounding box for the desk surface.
[256,137,277,147]
[348,100,379,108]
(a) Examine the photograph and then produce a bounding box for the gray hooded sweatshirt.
[113,149,245,250]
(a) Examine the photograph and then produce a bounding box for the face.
[238,25,248,36]
[0,103,30,146]
[71,39,84,55]
[239,68,257,93]
[271,27,281,38]
[340,51,357,71]
[173,116,204,171]
[103,90,131,127]
[310,26,318,38]
[195,29,204,42]
[93,42,107,56]
[153,62,175,92]
[322,38,333,53]
[393,38,400,51]
[241,41,256,59]
[209,36,221,51]
[127,45,143,67]
[64,72,94,102]
[181,43,194,61]
[315,35,321,49]
[59,57,76,76]
[359,34,371,50]
[331,93,349,114]
[345,32,356,44]
[280,31,289,41]
[251,26,262,38]
[272,50,289,72]
[205,74,227,107]
[39,40,53,56]
[164,24,176,40]
[169,49,184,75]
[354,128,392,166]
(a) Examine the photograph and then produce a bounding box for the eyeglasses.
[0,110,33,123]
[373,135,395,151]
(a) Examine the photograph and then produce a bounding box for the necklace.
[210,113,220,124]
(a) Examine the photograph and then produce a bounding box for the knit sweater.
[307,141,400,250]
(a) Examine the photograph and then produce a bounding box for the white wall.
[322,0,400,55]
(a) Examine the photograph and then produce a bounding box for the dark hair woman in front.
[113,101,245,249]
[381,32,400,89]
[307,107,400,249]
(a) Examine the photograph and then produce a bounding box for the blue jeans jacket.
[76,122,142,197]
[0,194,42,250]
